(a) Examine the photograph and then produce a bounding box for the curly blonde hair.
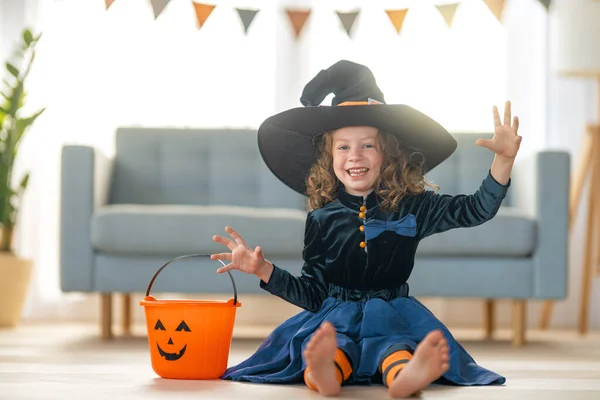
[305,129,439,211]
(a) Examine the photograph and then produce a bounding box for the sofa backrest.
[425,132,512,205]
[110,128,509,209]
[109,128,307,210]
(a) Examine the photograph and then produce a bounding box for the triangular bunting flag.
[385,9,409,34]
[150,0,170,19]
[484,0,506,23]
[436,3,459,27]
[105,0,116,10]
[336,10,360,37]
[538,0,551,10]
[286,9,311,39]
[192,2,215,29]
[236,8,259,35]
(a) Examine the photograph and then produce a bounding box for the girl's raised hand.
[476,100,522,160]
[211,226,267,276]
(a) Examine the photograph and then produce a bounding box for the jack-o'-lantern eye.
[175,321,191,332]
[154,319,166,330]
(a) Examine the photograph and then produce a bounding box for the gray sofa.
[60,128,570,346]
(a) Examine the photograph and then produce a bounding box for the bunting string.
[102,1,553,36]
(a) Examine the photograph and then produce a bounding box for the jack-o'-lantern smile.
[157,342,187,361]
[153,319,191,361]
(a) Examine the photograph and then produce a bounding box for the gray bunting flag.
[150,0,170,19]
[236,8,259,35]
[539,0,551,10]
[336,10,360,37]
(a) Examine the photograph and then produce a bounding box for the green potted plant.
[0,28,45,327]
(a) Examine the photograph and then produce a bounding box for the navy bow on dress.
[363,214,417,240]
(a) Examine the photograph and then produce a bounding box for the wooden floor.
[1,323,600,399]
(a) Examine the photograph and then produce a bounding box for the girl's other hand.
[211,226,272,280]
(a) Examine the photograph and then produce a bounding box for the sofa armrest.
[60,145,113,292]
[512,150,570,298]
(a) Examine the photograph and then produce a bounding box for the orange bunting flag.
[192,2,215,29]
[286,9,311,39]
[436,3,459,27]
[105,0,116,10]
[385,9,409,34]
[484,0,506,23]
[336,10,360,37]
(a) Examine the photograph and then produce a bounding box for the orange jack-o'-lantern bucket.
[139,254,241,380]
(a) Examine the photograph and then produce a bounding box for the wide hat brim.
[258,104,457,196]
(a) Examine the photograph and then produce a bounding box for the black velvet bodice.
[260,171,510,312]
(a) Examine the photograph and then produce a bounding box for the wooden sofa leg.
[483,299,495,339]
[121,293,132,336]
[539,300,554,329]
[100,293,113,340]
[512,300,526,347]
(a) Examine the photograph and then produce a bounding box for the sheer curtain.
[14,0,279,321]
[5,0,548,322]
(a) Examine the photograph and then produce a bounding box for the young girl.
[211,60,521,398]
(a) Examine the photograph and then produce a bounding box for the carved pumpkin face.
[154,319,191,361]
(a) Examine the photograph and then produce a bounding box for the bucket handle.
[145,254,238,305]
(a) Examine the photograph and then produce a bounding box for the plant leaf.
[18,173,29,191]
[6,63,19,78]
[23,29,34,46]
[8,82,23,116]
[15,108,45,144]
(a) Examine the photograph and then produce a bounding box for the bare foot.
[388,330,450,398]
[303,321,342,397]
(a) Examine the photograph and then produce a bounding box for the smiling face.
[154,319,191,361]
[331,126,382,198]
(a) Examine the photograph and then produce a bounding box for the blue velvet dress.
[221,172,508,386]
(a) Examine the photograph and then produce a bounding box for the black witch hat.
[257,60,457,196]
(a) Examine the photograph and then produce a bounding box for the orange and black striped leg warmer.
[304,348,353,391]
[379,344,414,388]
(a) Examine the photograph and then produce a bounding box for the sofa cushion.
[91,205,307,257]
[416,207,536,257]
[92,205,534,259]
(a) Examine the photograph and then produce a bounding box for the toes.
[430,329,444,342]
[321,321,335,333]
[314,328,326,339]
[437,340,449,353]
